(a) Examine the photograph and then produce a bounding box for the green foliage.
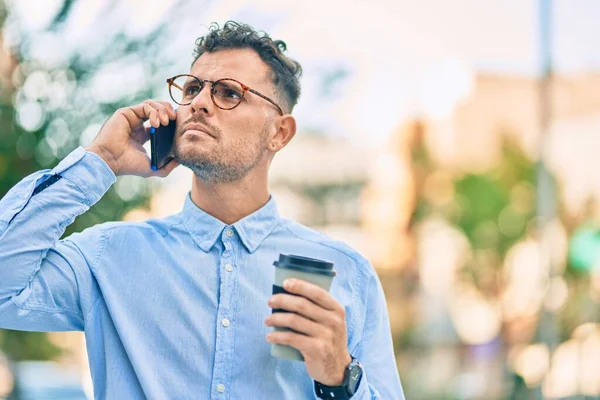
[453,138,537,257]
[413,135,538,279]
[0,330,62,361]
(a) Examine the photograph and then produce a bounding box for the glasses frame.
[166,74,284,116]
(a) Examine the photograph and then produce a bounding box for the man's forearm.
[0,147,115,302]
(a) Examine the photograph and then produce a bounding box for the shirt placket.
[210,226,237,399]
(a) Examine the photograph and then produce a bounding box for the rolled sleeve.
[56,147,116,205]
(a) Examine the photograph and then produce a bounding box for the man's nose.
[190,82,215,115]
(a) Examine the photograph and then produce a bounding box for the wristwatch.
[314,356,363,399]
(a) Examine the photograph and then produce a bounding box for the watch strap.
[315,356,363,399]
[314,380,352,400]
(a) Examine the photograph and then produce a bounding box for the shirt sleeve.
[0,147,116,332]
[346,262,406,400]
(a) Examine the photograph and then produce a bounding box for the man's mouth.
[183,123,216,139]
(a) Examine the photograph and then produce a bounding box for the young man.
[0,21,404,399]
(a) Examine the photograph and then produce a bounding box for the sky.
[5,0,600,146]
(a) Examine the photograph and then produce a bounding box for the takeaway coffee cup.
[271,254,336,361]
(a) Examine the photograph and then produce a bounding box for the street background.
[1,0,600,399]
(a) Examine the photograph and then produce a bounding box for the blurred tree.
[405,123,540,398]
[411,128,537,293]
[406,117,600,397]
[452,137,537,293]
[0,0,189,361]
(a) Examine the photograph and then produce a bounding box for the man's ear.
[268,115,296,152]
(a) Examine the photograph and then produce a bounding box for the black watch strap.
[314,380,352,400]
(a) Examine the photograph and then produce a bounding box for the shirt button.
[221,318,230,327]
[225,229,234,238]
[216,383,225,393]
[225,264,233,272]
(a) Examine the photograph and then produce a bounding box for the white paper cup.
[271,254,336,361]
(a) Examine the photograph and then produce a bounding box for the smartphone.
[150,119,176,171]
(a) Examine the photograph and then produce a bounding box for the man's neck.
[189,171,270,226]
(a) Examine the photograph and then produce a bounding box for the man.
[0,21,404,399]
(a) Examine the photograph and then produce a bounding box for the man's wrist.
[315,355,363,399]
[86,144,119,175]
[334,353,353,385]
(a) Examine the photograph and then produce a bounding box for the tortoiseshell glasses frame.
[167,74,284,116]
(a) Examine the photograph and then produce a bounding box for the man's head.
[172,21,302,184]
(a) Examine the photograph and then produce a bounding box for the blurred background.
[1,0,600,399]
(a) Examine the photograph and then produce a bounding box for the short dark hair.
[192,21,302,113]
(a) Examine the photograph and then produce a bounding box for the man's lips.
[183,123,216,138]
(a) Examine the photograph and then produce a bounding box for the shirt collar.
[181,193,280,253]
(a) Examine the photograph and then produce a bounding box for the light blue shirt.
[0,147,404,399]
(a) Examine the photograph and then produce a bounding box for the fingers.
[265,312,323,337]
[132,123,150,144]
[127,100,176,129]
[266,330,312,353]
[145,100,176,126]
[283,279,341,312]
[268,294,329,323]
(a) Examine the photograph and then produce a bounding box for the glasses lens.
[212,79,244,109]
[170,75,202,105]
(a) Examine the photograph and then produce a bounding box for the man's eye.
[222,89,241,99]
[213,82,243,100]
[185,85,200,95]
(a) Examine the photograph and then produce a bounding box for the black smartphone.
[150,119,176,171]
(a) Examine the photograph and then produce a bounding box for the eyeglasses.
[166,74,284,116]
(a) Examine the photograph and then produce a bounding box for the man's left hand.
[265,278,352,386]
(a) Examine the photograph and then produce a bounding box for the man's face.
[172,48,281,183]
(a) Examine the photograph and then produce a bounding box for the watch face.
[347,363,363,395]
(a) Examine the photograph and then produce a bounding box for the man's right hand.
[86,100,180,177]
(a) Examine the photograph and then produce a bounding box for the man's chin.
[173,141,211,159]
[173,147,216,167]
